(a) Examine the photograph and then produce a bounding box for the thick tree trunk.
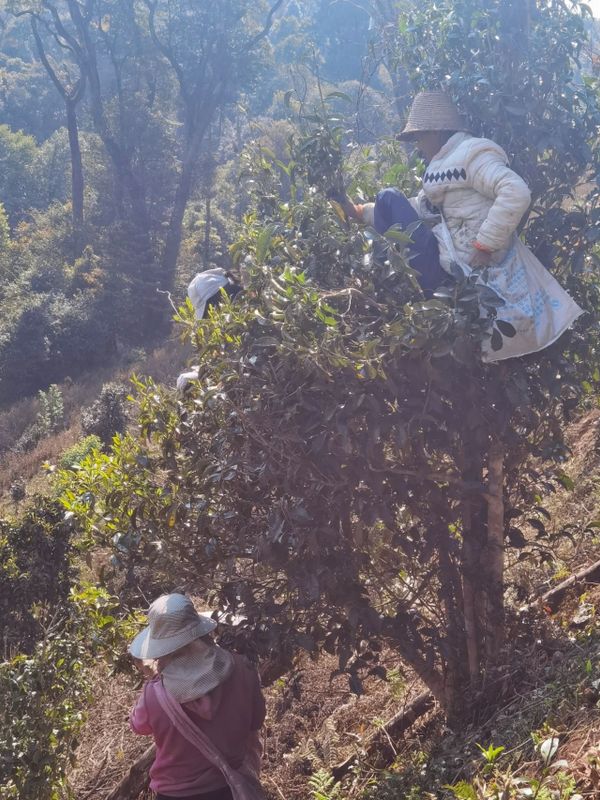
[66,99,84,230]
[204,193,212,265]
[436,526,469,712]
[459,433,487,688]
[485,440,505,661]
[461,496,481,687]
[162,159,195,281]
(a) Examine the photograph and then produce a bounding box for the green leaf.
[496,319,516,337]
[443,780,478,800]
[477,743,505,763]
[256,226,273,264]
[490,328,503,352]
[557,472,575,491]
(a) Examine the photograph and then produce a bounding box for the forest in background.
[0,0,398,408]
[2,1,600,799]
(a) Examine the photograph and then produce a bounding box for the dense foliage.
[0,584,131,800]
[1,1,600,796]
[63,0,600,716]
[0,0,389,406]
[0,499,136,800]
[0,499,73,652]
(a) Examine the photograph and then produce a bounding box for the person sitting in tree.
[337,90,582,361]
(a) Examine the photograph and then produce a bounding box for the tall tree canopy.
[64,0,600,718]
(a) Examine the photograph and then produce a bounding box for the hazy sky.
[589,0,600,16]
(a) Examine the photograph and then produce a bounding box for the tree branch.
[246,0,286,51]
[30,16,68,100]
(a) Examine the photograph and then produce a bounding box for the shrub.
[64,74,599,724]
[0,499,73,653]
[8,479,26,504]
[57,434,102,471]
[0,124,40,221]
[81,382,128,445]
[0,291,114,406]
[0,584,128,800]
[36,383,64,434]
[13,384,64,453]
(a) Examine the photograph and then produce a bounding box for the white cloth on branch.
[188,269,229,319]
[177,367,199,393]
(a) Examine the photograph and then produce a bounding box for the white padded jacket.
[361,132,582,361]
[413,131,531,271]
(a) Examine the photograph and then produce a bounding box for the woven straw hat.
[398,91,468,140]
[129,593,217,660]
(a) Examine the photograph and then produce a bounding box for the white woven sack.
[439,222,583,362]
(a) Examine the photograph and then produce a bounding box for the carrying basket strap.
[154,680,266,800]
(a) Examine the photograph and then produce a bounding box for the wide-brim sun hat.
[187,268,229,320]
[398,91,469,141]
[129,593,217,660]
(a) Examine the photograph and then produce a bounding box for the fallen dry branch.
[331,691,435,780]
[523,557,600,613]
[104,745,154,800]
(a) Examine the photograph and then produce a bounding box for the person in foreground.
[129,593,266,800]
[339,90,583,361]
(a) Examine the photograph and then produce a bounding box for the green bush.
[81,383,128,446]
[0,499,73,653]
[13,384,64,453]
[0,490,137,798]
[57,435,102,471]
[0,291,114,406]
[0,124,40,221]
[0,584,129,800]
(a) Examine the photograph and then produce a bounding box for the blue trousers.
[373,188,445,295]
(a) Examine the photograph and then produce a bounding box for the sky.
[589,0,600,17]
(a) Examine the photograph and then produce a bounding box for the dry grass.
[68,650,426,800]
[0,338,187,509]
[263,654,427,800]
[69,667,148,800]
[506,407,600,602]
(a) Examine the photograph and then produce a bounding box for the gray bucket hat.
[398,91,468,140]
[129,593,217,660]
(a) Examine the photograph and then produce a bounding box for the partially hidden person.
[129,593,267,800]
[338,90,583,361]
[187,268,242,321]
[177,269,242,393]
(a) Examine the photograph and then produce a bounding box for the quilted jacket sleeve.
[467,144,531,252]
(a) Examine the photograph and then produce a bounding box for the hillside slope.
[66,409,600,800]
